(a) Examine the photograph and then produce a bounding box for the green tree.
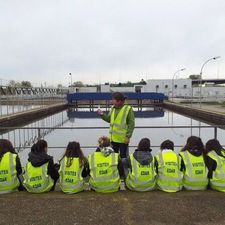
[189,75,201,80]
[21,81,32,88]
[8,80,21,87]
[140,79,147,85]
[73,81,84,87]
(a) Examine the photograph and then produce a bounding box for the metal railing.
[0,125,222,152]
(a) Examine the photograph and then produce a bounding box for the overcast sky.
[0,0,225,86]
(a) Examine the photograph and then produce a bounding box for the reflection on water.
[1,107,224,166]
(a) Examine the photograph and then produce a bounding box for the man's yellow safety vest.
[109,105,131,143]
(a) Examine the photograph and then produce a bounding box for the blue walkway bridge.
[67,92,167,103]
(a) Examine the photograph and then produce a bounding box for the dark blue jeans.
[111,142,129,158]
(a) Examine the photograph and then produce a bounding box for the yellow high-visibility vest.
[23,162,54,193]
[59,156,85,194]
[125,154,156,191]
[0,152,20,194]
[109,105,131,143]
[88,152,120,193]
[180,151,208,190]
[155,151,182,192]
[207,150,225,192]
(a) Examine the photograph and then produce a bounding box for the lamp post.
[69,73,72,86]
[172,68,186,102]
[199,56,220,107]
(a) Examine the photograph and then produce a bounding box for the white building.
[143,79,192,97]
[68,79,225,100]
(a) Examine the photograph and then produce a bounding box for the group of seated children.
[0,136,225,194]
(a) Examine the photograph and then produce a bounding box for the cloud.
[0,0,225,86]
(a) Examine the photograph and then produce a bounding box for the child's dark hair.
[112,92,127,101]
[181,136,204,153]
[0,139,16,162]
[161,140,174,151]
[138,138,151,151]
[31,140,48,154]
[63,141,85,167]
[205,139,224,155]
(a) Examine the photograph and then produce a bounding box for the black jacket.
[28,152,59,182]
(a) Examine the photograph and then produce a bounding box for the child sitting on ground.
[124,138,156,191]
[59,141,89,194]
[155,139,182,192]
[88,136,123,193]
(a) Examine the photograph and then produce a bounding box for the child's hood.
[28,152,52,167]
[133,150,153,165]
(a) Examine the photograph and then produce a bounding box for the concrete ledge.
[163,102,225,126]
[1,190,225,225]
[0,103,68,134]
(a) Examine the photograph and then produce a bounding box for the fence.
[0,125,222,152]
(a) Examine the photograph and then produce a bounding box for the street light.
[172,68,186,102]
[199,56,220,107]
[69,73,72,86]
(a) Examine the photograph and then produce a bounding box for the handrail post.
[214,127,217,139]
[38,128,41,140]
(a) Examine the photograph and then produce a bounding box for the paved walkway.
[171,99,225,114]
[1,190,225,225]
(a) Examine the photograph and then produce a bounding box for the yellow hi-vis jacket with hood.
[109,105,131,143]
[125,154,156,191]
[180,151,208,190]
[207,150,225,192]
[59,157,85,194]
[88,152,120,193]
[155,150,182,192]
[0,152,20,194]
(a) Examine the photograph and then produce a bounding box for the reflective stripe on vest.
[156,151,182,192]
[109,105,131,143]
[0,152,19,194]
[88,152,120,193]
[23,162,54,193]
[207,151,225,192]
[125,154,155,191]
[180,151,208,190]
[59,157,84,194]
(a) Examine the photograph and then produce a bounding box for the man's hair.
[112,92,126,101]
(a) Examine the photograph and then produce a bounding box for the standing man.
[97,92,135,158]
